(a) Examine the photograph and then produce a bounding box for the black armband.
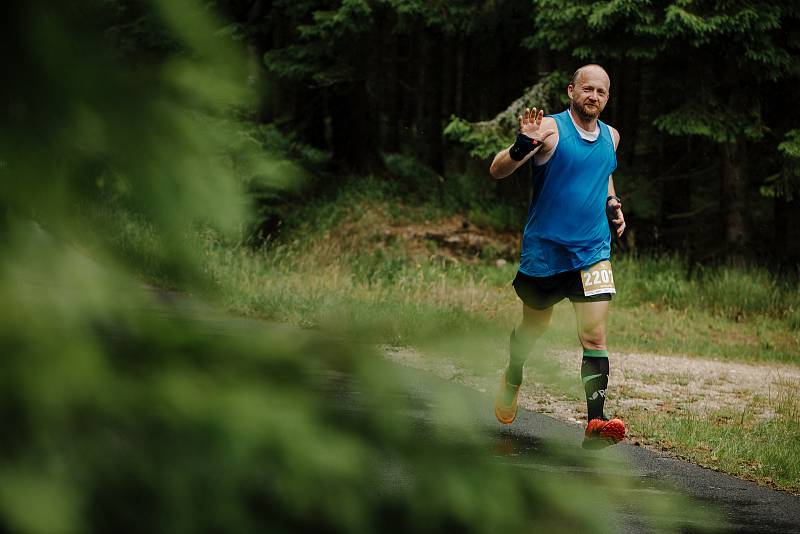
[606,195,621,204]
[508,133,541,161]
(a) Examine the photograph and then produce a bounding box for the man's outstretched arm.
[489,107,556,179]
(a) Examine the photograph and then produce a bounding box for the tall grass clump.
[616,255,799,324]
[615,255,696,309]
[204,230,518,344]
[696,266,789,320]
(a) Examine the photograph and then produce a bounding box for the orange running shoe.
[493,375,521,424]
[582,417,625,449]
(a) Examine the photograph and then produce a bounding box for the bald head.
[567,64,611,121]
[570,64,611,90]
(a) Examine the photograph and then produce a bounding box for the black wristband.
[508,133,541,161]
[606,195,621,204]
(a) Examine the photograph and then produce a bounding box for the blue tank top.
[519,109,617,276]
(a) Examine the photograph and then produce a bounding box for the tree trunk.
[414,29,443,174]
[454,38,465,117]
[719,139,749,264]
[775,190,800,265]
[620,60,641,167]
[789,198,800,266]
[383,29,401,153]
[399,34,415,155]
[330,81,379,172]
[775,193,788,261]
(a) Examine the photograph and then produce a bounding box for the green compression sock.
[505,329,532,386]
[581,348,609,421]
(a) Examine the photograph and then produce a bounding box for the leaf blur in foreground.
[0,1,713,533]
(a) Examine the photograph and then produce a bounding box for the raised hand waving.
[518,107,555,145]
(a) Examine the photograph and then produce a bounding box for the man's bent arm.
[607,175,626,237]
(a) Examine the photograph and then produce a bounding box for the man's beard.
[572,100,601,120]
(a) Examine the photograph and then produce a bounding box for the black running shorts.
[512,269,613,310]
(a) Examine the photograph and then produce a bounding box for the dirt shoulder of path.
[383,345,800,485]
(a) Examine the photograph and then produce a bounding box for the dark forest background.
[202,0,800,269]
[11,0,800,269]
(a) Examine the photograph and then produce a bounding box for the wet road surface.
[324,360,800,534]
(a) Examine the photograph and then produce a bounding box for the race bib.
[581,260,616,296]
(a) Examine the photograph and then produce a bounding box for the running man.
[489,64,626,449]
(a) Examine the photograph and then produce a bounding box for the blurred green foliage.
[0,1,715,533]
[2,0,280,286]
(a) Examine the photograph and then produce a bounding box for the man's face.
[567,69,610,120]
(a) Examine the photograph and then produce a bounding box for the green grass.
[201,216,800,363]
[615,254,800,325]
[204,236,516,344]
[623,379,800,493]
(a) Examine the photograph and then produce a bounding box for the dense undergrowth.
[196,176,800,364]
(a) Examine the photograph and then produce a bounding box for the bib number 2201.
[581,260,615,296]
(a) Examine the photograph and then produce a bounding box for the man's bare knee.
[579,330,606,351]
[573,301,609,351]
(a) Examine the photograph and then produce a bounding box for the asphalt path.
[145,291,800,534]
[331,362,800,534]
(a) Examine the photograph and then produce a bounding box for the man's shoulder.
[602,122,621,149]
[599,118,619,134]
[544,110,567,124]
[538,116,560,156]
